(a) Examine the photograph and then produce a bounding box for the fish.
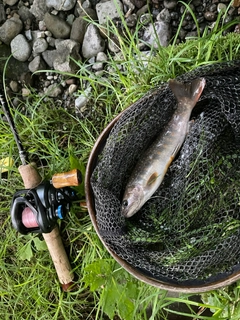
[121,77,206,218]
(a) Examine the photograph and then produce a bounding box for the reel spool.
[11,169,81,234]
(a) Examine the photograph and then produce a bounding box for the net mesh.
[90,60,240,285]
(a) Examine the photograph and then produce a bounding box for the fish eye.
[122,200,128,208]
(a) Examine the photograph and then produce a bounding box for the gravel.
[0,0,240,113]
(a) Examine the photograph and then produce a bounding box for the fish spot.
[147,172,158,186]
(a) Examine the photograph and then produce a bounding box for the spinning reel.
[10,169,81,234]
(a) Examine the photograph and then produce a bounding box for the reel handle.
[52,169,82,189]
[18,163,74,291]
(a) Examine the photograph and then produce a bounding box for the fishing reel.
[10,169,81,234]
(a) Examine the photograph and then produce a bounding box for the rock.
[22,87,31,97]
[10,34,32,62]
[68,83,78,95]
[33,38,48,53]
[96,51,108,62]
[96,0,123,25]
[30,0,48,20]
[0,17,23,45]
[9,80,20,93]
[42,50,56,67]
[82,24,105,59]
[4,0,18,5]
[46,0,77,11]
[157,8,171,23]
[204,11,216,21]
[44,84,63,97]
[163,0,178,10]
[126,14,137,27]
[53,39,82,73]
[18,6,34,21]
[70,8,97,44]
[142,20,171,47]
[28,56,47,72]
[44,12,71,39]
[0,3,6,24]
[217,3,227,12]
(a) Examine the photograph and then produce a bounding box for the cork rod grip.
[52,169,82,189]
[18,163,74,291]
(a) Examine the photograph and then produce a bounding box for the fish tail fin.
[169,77,206,109]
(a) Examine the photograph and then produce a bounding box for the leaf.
[69,152,86,196]
[33,237,47,251]
[83,260,112,291]
[102,286,117,320]
[18,241,33,261]
[0,157,13,173]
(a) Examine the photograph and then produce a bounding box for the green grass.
[0,4,240,319]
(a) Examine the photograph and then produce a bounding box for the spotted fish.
[121,77,206,217]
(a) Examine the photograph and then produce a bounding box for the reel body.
[11,170,81,234]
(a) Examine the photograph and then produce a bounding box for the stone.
[0,17,23,45]
[204,11,216,21]
[96,51,107,62]
[96,0,123,25]
[82,24,105,59]
[46,0,77,11]
[44,84,63,97]
[9,80,19,93]
[163,0,177,9]
[10,34,32,62]
[70,8,97,44]
[30,0,48,20]
[217,3,227,12]
[142,20,171,47]
[0,4,6,24]
[28,55,47,72]
[44,12,71,39]
[18,6,34,21]
[53,39,82,73]
[42,50,56,67]
[4,0,18,5]
[125,14,137,27]
[33,38,48,53]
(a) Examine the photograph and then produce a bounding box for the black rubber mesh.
[91,60,240,286]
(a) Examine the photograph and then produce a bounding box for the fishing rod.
[0,90,80,291]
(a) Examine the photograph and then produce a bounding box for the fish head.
[121,184,144,218]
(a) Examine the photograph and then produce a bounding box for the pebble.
[44,12,71,39]
[53,39,82,73]
[0,16,23,45]
[143,20,172,47]
[44,84,63,97]
[9,80,19,92]
[96,51,108,62]
[217,3,227,12]
[82,24,106,59]
[28,55,47,72]
[68,84,78,95]
[70,8,97,44]
[126,13,137,27]
[29,0,48,20]
[33,38,48,53]
[96,0,123,25]
[163,0,178,10]
[10,34,32,62]
[46,0,77,11]
[204,11,217,21]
